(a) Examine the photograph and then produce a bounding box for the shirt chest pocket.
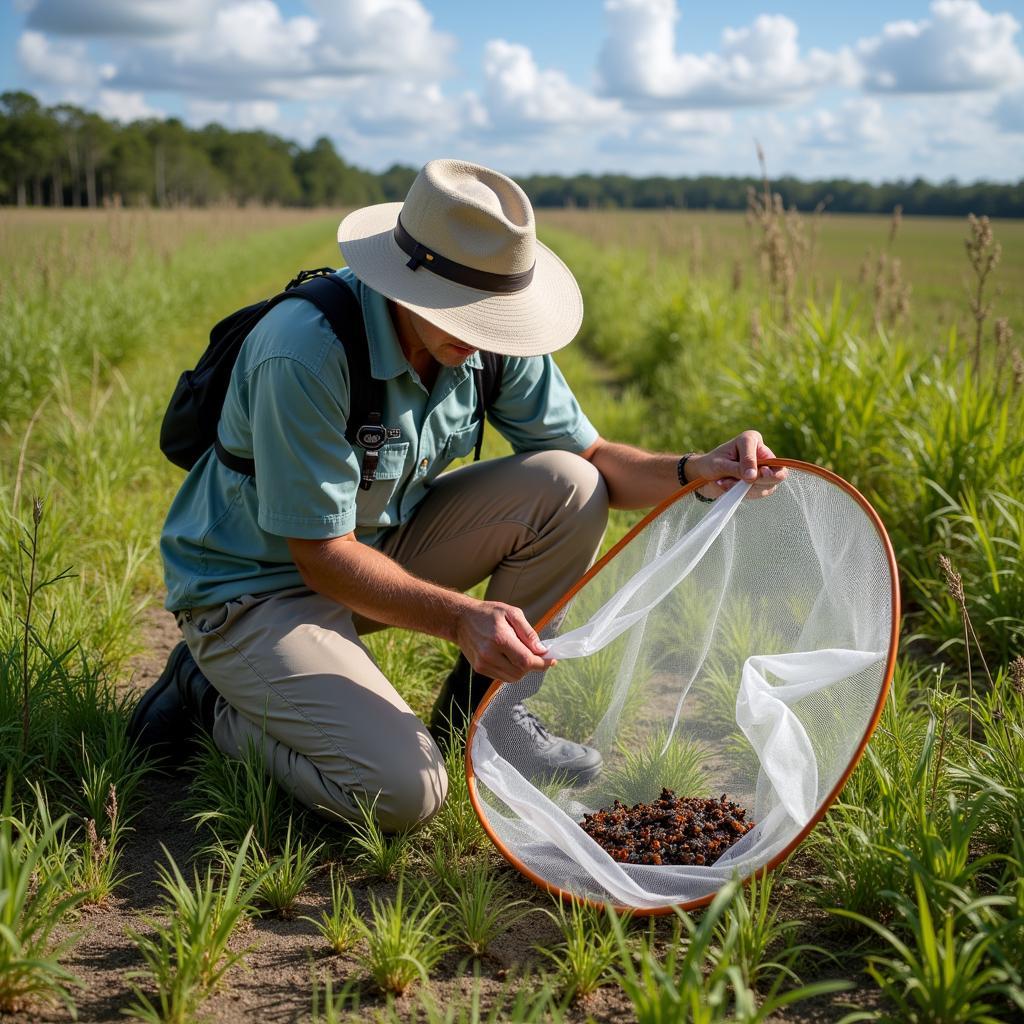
[442,422,481,465]
[355,442,409,527]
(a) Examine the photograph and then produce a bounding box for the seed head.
[85,817,107,866]
[104,784,118,829]
[938,554,965,607]
[1009,655,1024,697]
[1013,348,1024,391]
[995,317,1012,350]
[32,496,43,526]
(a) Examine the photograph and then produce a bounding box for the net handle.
[465,457,902,916]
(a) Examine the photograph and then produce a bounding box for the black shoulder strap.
[472,350,505,462]
[215,272,384,476]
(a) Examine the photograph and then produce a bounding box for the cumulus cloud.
[96,89,160,122]
[186,99,282,130]
[103,0,454,100]
[471,39,620,134]
[26,0,215,37]
[797,99,888,149]
[599,109,732,156]
[598,0,856,108]
[858,0,1024,93]
[17,30,114,88]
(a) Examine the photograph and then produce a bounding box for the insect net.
[467,464,898,911]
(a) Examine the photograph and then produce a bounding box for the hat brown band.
[393,217,535,294]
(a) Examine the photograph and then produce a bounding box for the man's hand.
[686,430,787,500]
[455,600,555,682]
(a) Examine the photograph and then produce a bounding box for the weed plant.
[611,880,850,1023]
[70,782,132,905]
[238,817,323,918]
[711,868,833,991]
[426,727,487,856]
[344,792,414,881]
[302,866,361,954]
[594,728,710,808]
[443,859,534,958]
[309,975,361,1023]
[356,874,449,996]
[0,780,83,1015]
[124,832,263,1024]
[536,898,619,1002]
[186,731,292,853]
[419,835,463,890]
[833,873,1024,1024]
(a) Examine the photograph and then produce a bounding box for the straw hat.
[337,159,583,357]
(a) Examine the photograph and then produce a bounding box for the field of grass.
[1,203,1022,1023]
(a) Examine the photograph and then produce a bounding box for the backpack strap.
[215,273,384,478]
[472,350,505,462]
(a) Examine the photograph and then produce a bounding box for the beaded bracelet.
[677,453,716,503]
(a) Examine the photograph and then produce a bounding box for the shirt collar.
[352,271,484,379]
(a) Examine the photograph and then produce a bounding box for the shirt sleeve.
[247,355,362,539]
[488,354,599,455]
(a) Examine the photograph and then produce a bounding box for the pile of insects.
[580,789,755,866]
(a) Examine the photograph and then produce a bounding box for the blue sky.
[5,0,1024,182]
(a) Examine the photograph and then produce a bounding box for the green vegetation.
[356,876,450,996]
[124,834,262,1024]
[302,866,361,955]
[0,200,1021,1020]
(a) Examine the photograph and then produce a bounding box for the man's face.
[405,308,478,367]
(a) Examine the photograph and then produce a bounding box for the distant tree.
[0,91,1021,216]
[0,91,60,206]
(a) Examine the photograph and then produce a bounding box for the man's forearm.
[581,439,685,509]
[288,535,471,642]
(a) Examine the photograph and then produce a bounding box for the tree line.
[2,90,1021,217]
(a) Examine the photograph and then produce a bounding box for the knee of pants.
[531,449,609,532]
[367,738,450,834]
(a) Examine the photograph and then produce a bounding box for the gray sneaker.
[505,702,603,786]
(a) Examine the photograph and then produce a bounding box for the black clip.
[285,267,335,290]
[356,416,402,489]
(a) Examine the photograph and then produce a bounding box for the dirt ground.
[13,606,878,1024]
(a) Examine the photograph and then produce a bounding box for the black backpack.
[160,268,504,489]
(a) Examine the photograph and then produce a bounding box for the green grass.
[124,833,263,1024]
[2,204,1022,1021]
[0,779,84,1016]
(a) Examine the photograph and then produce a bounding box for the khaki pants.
[178,450,608,832]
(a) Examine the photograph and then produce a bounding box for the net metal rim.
[465,458,901,916]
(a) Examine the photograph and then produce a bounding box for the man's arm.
[579,430,786,510]
[287,534,552,682]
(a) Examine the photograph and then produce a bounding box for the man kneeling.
[132,159,783,833]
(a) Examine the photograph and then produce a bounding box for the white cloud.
[104,0,453,100]
[95,89,159,122]
[472,39,620,134]
[858,0,1024,93]
[797,99,888,149]
[17,30,114,88]
[186,99,282,130]
[599,109,732,156]
[598,0,856,109]
[26,0,216,37]
[310,0,455,79]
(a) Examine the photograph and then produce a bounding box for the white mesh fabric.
[469,467,895,910]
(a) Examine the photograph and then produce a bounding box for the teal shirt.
[160,268,599,611]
